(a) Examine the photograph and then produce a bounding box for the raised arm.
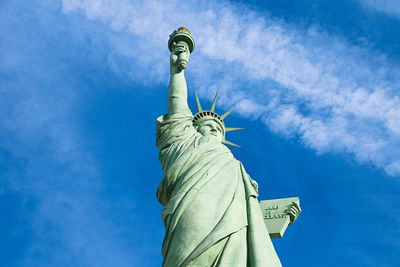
[168,41,191,115]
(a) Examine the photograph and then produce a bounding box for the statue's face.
[196,118,224,141]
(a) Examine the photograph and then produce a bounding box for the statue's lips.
[209,132,222,139]
[201,132,219,138]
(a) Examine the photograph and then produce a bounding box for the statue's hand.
[170,41,190,73]
[249,177,259,194]
[285,201,301,225]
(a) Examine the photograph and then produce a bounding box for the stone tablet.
[260,197,300,238]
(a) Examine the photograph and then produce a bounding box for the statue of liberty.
[156,27,300,267]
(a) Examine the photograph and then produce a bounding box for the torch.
[168,27,195,70]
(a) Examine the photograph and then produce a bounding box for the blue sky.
[1,0,400,266]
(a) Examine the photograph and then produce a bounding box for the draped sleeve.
[156,111,200,206]
[156,111,196,151]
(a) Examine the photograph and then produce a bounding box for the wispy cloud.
[61,0,400,176]
[0,1,140,265]
[358,0,400,19]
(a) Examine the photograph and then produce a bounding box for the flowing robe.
[156,111,281,267]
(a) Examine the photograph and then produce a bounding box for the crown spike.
[194,90,203,112]
[220,106,235,120]
[225,127,244,132]
[222,139,241,148]
[210,92,218,112]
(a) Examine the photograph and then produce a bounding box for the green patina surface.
[156,28,300,267]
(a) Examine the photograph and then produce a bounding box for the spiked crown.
[193,91,243,147]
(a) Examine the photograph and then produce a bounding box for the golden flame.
[178,27,191,34]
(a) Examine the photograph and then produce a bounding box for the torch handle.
[177,52,188,70]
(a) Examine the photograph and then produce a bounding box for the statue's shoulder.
[156,111,193,127]
[156,111,197,149]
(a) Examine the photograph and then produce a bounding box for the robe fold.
[156,111,281,267]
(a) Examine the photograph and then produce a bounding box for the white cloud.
[61,0,400,176]
[358,0,400,19]
[0,2,142,265]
